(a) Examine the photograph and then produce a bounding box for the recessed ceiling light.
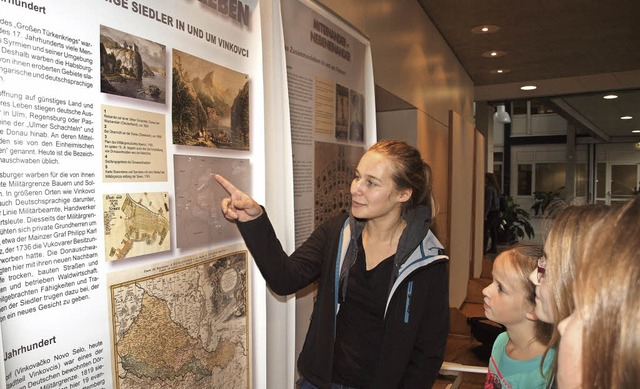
[603,94,618,100]
[632,129,640,133]
[520,85,537,91]
[621,116,633,120]
[482,50,506,58]
[471,25,500,34]
[490,69,511,74]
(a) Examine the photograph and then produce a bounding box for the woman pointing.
[216,140,449,389]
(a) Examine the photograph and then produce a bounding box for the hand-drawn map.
[109,250,249,388]
[103,192,170,261]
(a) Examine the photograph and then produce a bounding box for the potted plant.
[531,187,564,216]
[492,196,535,244]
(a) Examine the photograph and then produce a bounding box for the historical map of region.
[174,155,250,249]
[103,192,170,261]
[110,251,248,388]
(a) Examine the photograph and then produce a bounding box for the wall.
[318,0,475,127]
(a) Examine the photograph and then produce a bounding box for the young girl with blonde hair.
[556,196,640,388]
[529,204,610,387]
[483,244,554,388]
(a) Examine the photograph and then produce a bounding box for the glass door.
[595,163,640,205]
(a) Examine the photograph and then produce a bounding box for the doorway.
[595,162,640,205]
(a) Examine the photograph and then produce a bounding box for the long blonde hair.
[573,196,640,387]
[540,204,610,386]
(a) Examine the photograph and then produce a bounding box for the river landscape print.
[100,26,167,104]
[172,49,250,151]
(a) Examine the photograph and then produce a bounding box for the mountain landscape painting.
[172,49,250,150]
[100,26,167,104]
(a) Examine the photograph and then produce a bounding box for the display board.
[0,1,264,388]
[282,0,374,247]
[280,0,376,381]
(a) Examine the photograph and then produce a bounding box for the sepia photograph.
[100,25,167,103]
[172,49,250,150]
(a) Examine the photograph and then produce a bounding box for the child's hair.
[540,203,610,387]
[573,196,640,387]
[502,243,553,345]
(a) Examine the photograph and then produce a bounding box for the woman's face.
[557,302,583,389]
[350,151,409,220]
[529,247,554,323]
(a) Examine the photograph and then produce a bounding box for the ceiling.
[413,0,640,142]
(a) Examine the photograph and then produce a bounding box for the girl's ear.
[397,188,412,203]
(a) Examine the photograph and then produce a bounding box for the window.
[511,99,556,115]
[517,164,532,195]
[535,163,565,194]
[576,164,587,197]
[596,163,606,199]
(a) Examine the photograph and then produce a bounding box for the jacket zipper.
[404,280,413,323]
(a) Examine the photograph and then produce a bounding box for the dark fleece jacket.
[237,205,449,389]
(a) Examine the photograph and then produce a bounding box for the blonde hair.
[573,196,640,387]
[502,244,553,345]
[540,204,610,386]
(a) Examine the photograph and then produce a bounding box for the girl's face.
[528,253,554,323]
[557,302,583,389]
[350,151,409,220]
[482,253,532,326]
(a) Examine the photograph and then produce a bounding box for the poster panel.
[0,1,263,388]
[280,0,374,382]
[281,0,370,247]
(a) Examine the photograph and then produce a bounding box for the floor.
[433,251,501,388]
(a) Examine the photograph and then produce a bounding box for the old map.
[110,250,249,388]
[103,192,170,261]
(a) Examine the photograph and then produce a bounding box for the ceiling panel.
[416,0,640,141]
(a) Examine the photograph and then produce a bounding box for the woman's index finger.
[214,174,238,194]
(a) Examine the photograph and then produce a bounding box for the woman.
[215,140,449,389]
[528,204,610,387]
[556,196,640,388]
[484,173,501,253]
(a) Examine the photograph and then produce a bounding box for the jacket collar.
[348,205,432,272]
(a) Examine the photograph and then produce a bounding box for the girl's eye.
[366,180,375,187]
[497,283,504,293]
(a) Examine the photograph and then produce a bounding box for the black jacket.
[237,205,449,389]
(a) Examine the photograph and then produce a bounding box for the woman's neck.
[362,214,406,270]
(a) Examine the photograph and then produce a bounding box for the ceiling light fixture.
[603,94,618,100]
[632,129,640,133]
[621,116,633,120]
[471,25,500,34]
[490,69,510,74]
[520,85,537,91]
[482,50,506,58]
[494,104,511,124]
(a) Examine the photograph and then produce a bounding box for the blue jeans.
[297,378,358,389]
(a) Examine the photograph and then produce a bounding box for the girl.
[216,140,449,389]
[528,204,610,387]
[482,244,554,388]
[556,196,640,388]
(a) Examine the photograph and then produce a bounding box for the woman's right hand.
[215,174,263,222]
